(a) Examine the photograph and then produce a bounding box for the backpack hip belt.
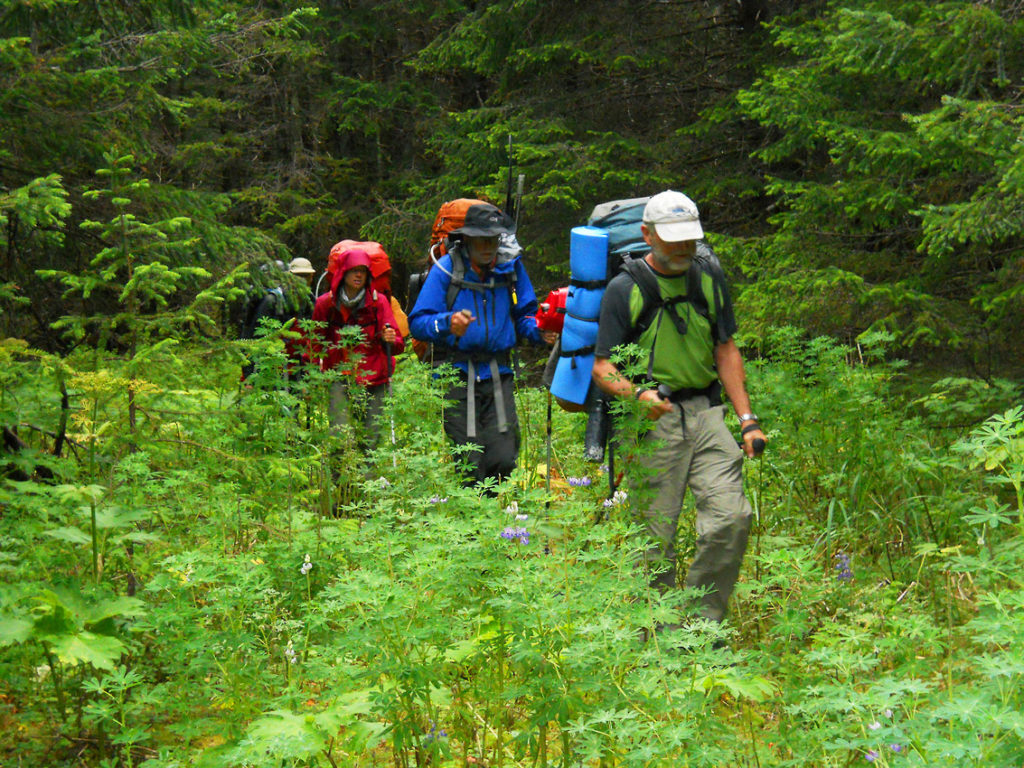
[645,380,722,406]
[436,348,513,437]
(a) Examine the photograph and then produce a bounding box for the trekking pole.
[736,434,766,458]
[753,446,765,583]
[384,338,397,468]
[601,413,619,523]
[545,389,552,509]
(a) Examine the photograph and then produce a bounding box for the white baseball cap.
[642,190,704,242]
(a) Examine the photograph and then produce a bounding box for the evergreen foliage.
[712,0,1024,373]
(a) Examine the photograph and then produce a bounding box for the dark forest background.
[3,0,1023,378]
[3,5,1024,767]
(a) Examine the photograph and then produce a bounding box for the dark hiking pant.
[444,373,520,485]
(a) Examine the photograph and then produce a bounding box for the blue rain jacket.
[409,246,542,379]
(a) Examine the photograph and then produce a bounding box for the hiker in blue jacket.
[410,202,554,485]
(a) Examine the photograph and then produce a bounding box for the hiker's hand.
[541,330,558,345]
[381,326,397,344]
[637,389,673,420]
[450,309,475,337]
[742,426,766,458]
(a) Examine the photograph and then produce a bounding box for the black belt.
[649,380,722,405]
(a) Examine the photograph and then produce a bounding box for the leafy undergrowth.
[1,331,1022,767]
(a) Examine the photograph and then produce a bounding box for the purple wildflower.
[424,720,447,744]
[429,495,448,504]
[835,551,853,582]
[500,526,529,545]
[865,750,879,763]
[568,476,592,487]
[890,744,902,753]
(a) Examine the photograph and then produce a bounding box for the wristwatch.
[738,412,758,423]
[634,386,648,400]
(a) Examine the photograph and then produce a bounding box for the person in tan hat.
[592,190,767,637]
[289,257,316,286]
[240,259,314,383]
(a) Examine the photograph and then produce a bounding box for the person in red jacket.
[311,248,404,448]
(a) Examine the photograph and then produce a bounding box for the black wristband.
[741,422,761,436]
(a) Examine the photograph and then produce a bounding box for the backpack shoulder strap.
[688,243,726,335]
[446,251,466,310]
[444,246,520,310]
[620,255,662,340]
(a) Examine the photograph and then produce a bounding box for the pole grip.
[737,437,767,457]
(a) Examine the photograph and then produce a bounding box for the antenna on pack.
[505,134,515,220]
[505,134,525,229]
[515,173,524,230]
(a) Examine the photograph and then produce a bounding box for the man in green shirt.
[592,190,767,628]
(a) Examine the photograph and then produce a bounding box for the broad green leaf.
[47,631,125,670]
[43,526,92,545]
[81,595,147,625]
[0,615,34,646]
[241,710,326,761]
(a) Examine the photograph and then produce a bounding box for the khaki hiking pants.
[631,397,752,623]
[329,380,387,451]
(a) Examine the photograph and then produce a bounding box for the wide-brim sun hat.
[450,203,516,237]
[289,257,316,275]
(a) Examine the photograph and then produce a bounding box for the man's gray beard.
[651,250,692,274]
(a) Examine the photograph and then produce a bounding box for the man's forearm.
[592,357,634,399]
[715,340,754,419]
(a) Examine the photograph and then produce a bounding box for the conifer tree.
[714,1,1024,372]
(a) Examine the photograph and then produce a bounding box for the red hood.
[329,248,372,293]
[327,239,391,292]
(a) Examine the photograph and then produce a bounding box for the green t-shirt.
[594,258,737,391]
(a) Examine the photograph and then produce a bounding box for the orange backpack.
[428,198,489,263]
[327,239,392,294]
[408,198,495,361]
[322,239,409,339]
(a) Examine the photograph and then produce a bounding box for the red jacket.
[311,251,404,386]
